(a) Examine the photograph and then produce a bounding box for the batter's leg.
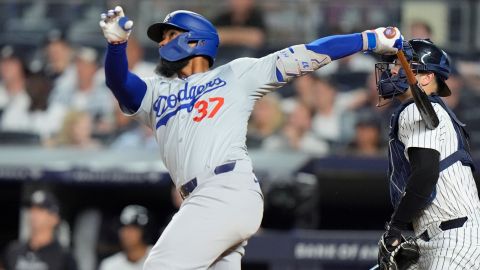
[208,242,246,270]
[143,173,263,270]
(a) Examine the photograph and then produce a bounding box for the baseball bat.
[369,264,379,270]
[396,50,439,129]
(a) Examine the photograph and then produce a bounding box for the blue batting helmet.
[147,10,219,67]
[376,39,451,99]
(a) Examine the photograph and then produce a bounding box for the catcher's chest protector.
[387,95,474,207]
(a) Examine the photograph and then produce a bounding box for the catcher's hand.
[99,6,133,44]
[378,232,420,270]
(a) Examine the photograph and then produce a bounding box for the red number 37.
[193,97,224,122]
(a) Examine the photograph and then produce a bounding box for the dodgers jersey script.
[394,103,480,233]
[131,54,282,186]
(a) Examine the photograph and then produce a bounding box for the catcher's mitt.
[378,234,420,270]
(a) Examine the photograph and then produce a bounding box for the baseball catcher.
[375,39,480,269]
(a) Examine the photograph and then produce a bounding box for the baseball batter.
[99,6,402,270]
[376,39,480,269]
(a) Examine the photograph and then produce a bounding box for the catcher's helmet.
[147,10,219,67]
[376,39,451,99]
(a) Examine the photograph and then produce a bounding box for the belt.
[419,217,468,241]
[179,161,237,199]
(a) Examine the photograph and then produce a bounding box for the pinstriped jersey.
[130,53,284,187]
[388,97,480,234]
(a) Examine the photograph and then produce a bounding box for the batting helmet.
[147,10,219,67]
[376,39,451,99]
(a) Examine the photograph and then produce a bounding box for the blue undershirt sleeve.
[305,33,364,60]
[105,42,147,114]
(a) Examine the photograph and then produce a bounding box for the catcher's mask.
[375,39,451,103]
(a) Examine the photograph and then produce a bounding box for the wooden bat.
[396,50,439,129]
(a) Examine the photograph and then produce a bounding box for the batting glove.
[99,6,133,44]
[362,27,403,55]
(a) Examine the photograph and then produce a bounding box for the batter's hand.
[99,6,133,44]
[362,27,403,55]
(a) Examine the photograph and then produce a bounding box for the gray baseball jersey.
[130,52,294,186]
[129,46,331,269]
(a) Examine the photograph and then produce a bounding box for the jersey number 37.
[193,97,224,122]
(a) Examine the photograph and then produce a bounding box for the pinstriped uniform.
[395,102,480,269]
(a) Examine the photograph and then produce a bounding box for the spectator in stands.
[98,205,152,270]
[126,37,156,78]
[110,125,158,150]
[24,73,66,140]
[110,104,140,139]
[352,71,397,138]
[214,0,266,49]
[2,190,77,270]
[441,64,479,114]
[0,46,30,132]
[345,112,384,157]
[409,20,432,39]
[212,0,266,65]
[443,65,480,149]
[264,102,328,155]
[311,77,363,146]
[44,30,77,101]
[281,73,317,113]
[51,47,114,136]
[0,46,67,141]
[49,110,100,149]
[246,93,284,148]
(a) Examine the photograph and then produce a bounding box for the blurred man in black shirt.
[3,190,77,270]
[214,0,266,49]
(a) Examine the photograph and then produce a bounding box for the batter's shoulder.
[225,55,276,78]
[225,57,259,68]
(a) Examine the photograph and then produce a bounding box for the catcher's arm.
[377,148,438,269]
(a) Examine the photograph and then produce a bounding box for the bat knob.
[383,27,397,39]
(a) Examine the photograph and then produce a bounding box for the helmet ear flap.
[159,32,195,62]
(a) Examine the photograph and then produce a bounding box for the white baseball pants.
[409,218,480,269]
[143,162,263,270]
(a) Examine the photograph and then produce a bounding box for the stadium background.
[0,0,479,269]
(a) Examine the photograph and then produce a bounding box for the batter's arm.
[105,42,147,114]
[275,27,402,83]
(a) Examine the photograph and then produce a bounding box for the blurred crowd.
[2,0,480,158]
